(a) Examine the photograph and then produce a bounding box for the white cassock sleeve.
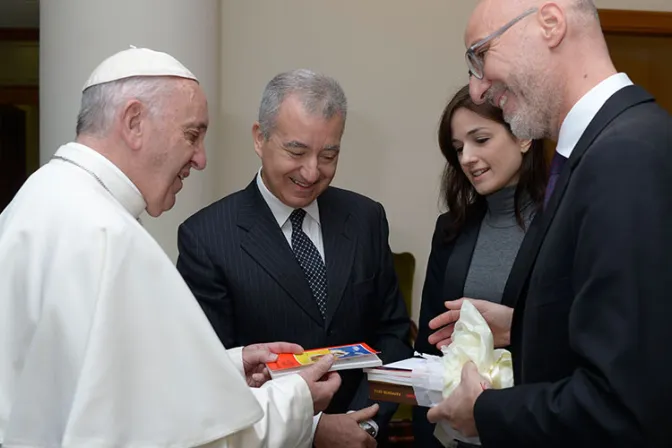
[202,347,314,448]
[0,199,314,448]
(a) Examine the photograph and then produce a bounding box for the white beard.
[499,69,559,140]
[506,104,548,140]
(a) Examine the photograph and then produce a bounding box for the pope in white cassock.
[0,47,342,448]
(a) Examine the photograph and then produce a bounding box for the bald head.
[466,0,599,48]
[464,0,614,140]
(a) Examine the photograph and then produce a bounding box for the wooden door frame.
[0,28,39,105]
[599,9,672,36]
[0,86,38,105]
[0,28,38,41]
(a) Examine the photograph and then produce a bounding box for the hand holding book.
[242,341,304,387]
[265,343,383,379]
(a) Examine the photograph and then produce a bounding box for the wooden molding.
[599,9,672,36]
[0,28,39,42]
[0,86,39,105]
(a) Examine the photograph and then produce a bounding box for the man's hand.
[298,355,342,414]
[314,405,379,448]
[242,342,304,387]
[427,362,489,438]
[428,298,513,349]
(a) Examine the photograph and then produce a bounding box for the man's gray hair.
[76,76,175,136]
[257,69,348,140]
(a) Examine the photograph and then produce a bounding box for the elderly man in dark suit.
[176,69,412,448]
[425,0,672,446]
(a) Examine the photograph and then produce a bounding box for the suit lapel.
[319,190,356,329]
[442,207,485,301]
[510,85,655,320]
[238,181,324,325]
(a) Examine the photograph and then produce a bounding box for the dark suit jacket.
[474,85,672,447]
[176,179,413,432]
[412,204,540,447]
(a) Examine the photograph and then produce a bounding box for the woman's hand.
[427,298,513,349]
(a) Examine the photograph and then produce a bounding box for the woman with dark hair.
[412,85,547,447]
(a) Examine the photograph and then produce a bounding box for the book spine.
[368,381,417,406]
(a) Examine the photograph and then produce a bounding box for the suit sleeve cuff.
[474,388,506,445]
[227,346,246,378]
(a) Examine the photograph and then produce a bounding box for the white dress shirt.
[256,167,325,437]
[556,73,633,158]
[256,168,325,261]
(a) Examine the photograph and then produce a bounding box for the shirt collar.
[51,142,147,219]
[556,73,633,158]
[255,167,321,228]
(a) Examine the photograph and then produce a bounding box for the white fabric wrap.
[411,300,514,446]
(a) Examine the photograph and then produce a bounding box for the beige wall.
[217,0,670,322]
[219,0,468,322]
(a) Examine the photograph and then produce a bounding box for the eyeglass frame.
[466,7,538,79]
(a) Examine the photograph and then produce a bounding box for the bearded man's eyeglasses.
[466,7,538,79]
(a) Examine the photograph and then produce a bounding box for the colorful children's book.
[266,342,383,378]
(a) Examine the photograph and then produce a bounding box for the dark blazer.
[412,204,540,447]
[474,85,672,447]
[176,179,413,432]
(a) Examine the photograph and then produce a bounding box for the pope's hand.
[241,341,304,387]
[426,361,490,438]
[298,355,342,414]
[428,298,513,349]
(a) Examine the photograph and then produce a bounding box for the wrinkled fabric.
[411,300,513,446]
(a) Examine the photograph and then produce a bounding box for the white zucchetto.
[82,45,198,91]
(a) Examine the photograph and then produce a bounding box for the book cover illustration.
[267,342,380,375]
[293,343,374,365]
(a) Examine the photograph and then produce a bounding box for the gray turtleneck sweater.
[463,185,535,304]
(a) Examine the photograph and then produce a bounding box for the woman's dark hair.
[438,85,547,242]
